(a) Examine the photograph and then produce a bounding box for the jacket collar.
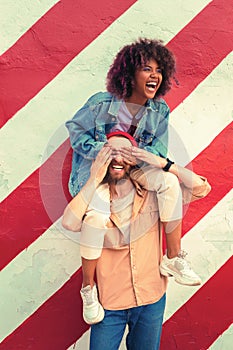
[108,95,160,116]
[108,95,122,116]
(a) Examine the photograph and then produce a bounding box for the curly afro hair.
[106,38,176,100]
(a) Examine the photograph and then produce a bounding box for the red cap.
[106,131,137,147]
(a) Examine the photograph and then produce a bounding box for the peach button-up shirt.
[96,178,211,310]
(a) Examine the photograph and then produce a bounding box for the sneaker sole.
[160,266,201,286]
[83,305,105,325]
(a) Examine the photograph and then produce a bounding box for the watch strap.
[162,158,174,172]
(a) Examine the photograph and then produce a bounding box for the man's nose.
[114,154,123,163]
[112,149,124,163]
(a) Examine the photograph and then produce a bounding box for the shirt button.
[96,135,99,139]
[112,117,116,121]
[133,265,136,269]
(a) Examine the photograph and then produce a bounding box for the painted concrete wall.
[0,0,232,349]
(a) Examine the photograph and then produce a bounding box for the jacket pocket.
[138,131,155,146]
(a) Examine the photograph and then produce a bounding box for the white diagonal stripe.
[0,219,81,342]
[168,52,233,166]
[164,189,233,322]
[0,0,59,55]
[0,0,211,55]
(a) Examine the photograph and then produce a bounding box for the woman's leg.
[80,211,107,325]
[82,257,99,288]
[130,166,201,285]
[80,184,111,324]
[130,166,182,221]
[80,212,107,325]
[163,220,182,258]
[130,166,183,254]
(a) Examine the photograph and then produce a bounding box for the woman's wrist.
[160,157,168,169]
[162,158,174,171]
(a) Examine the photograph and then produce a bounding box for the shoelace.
[176,250,192,271]
[177,249,188,259]
[82,287,95,305]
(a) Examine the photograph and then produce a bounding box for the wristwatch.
[162,158,174,172]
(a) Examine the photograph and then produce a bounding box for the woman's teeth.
[146,82,157,91]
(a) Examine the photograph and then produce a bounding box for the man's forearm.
[62,145,112,231]
[62,178,99,231]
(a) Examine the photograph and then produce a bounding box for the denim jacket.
[66,92,170,196]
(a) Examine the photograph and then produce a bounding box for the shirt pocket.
[139,200,158,213]
[131,199,159,241]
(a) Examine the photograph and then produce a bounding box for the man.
[62,133,211,350]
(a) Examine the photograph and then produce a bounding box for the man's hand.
[90,146,112,185]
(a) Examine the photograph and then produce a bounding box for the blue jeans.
[90,294,166,350]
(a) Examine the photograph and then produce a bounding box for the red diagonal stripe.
[165,0,233,110]
[0,268,88,350]
[160,256,233,350]
[182,121,233,235]
[0,0,136,128]
[0,139,72,271]
[0,0,233,129]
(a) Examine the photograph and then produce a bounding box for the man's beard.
[102,169,131,184]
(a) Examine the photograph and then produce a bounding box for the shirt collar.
[132,180,146,197]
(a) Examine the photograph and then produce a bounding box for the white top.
[111,101,144,133]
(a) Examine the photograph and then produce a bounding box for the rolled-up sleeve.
[181,177,211,204]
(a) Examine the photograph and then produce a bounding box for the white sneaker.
[160,250,201,286]
[80,284,105,324]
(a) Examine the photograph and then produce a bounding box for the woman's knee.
[131,166,180,194]
[162,171,180,191]
[84,210,110,229]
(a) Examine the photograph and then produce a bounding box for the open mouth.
[111,164,124,172]
[146,82,157,91]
